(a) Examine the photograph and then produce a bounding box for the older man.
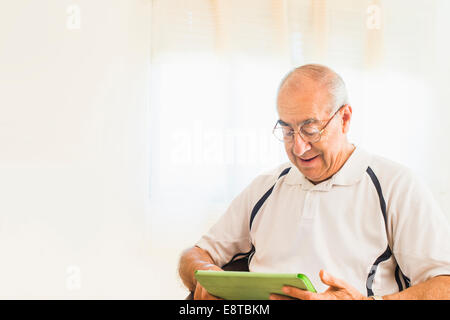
[178,64,450,300]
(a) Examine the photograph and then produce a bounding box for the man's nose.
[292,132,311,157]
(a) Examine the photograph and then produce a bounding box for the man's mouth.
[298,154,320,166]
[300,155,319,162]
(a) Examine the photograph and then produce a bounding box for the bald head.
[278,64,349,113]
[276,64,354,184]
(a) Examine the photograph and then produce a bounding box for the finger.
[194,284,211,300]
[193,285,201,300]
[319,270,347,289]
[200,285,223,300]
[282,286,319,300]
[269,293,295,300]
[204,291,223,300]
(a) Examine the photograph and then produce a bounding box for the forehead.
[277,78,332,124]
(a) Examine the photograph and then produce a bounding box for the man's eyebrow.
[278,118,318,127]
[278,119,291,126]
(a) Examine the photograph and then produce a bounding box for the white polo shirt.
[196,146,450,296]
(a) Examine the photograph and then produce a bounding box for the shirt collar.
[284,145,371,191]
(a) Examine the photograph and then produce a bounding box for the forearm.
[383,275,450,300]
[178,246,221,292]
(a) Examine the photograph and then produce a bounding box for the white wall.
[0,1,162,298]
[1,0,449,300]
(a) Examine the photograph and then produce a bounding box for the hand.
[193,264,224,300]
[270,270,370,300]
[193,282,223,300]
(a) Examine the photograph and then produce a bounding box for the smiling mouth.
[300,155,319,162]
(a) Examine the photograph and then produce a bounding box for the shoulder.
[245,162,292,197]
[367,152,435,207]
[367,153,417,189]
[224,162,292,218]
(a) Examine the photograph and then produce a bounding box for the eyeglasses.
[273,105,344,143]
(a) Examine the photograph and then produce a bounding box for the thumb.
[319,270,346,289]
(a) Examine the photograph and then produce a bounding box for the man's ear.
[341,105,352,134]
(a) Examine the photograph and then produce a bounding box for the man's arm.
[383,275,450,300]
[178,246,223,299]
[270,270,450,300]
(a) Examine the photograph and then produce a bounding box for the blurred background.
[0,0,449,299]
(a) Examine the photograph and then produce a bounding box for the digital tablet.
[195,270,316,300]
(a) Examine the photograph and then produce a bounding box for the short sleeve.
[195,167,282,268]
[389,169,450,285]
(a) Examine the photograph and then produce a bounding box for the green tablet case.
[195,270,316,300]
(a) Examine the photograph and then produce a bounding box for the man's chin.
[294,163,323,182]
[295,164,315,176]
